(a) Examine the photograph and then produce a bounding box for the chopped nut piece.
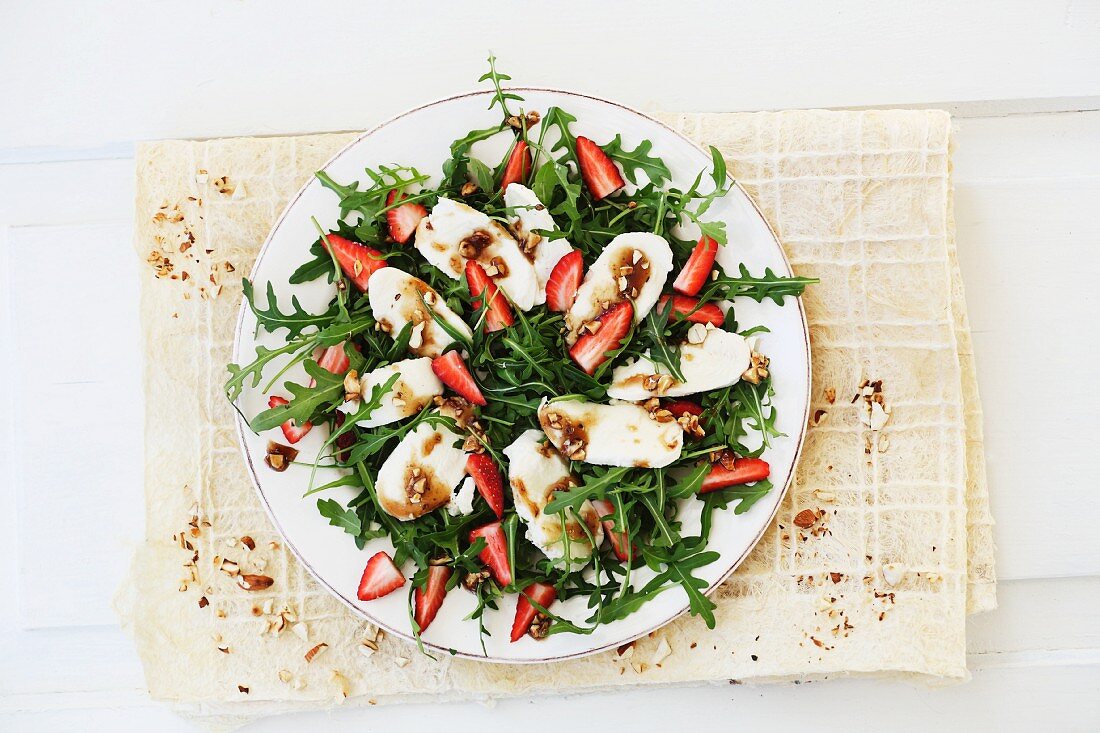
[394,656,411,668]
[292,622,309,642]
[881,563,904,586]
[238,685,249,694]
[239,535,255,551]
[741,351,770,385]
[462,569,491,591]
[652,409,675,423]
[304,643,328,663]
[830,572,843,584]
[408,321,425,350]
[651,638,673,666]
[812,409,828,426]
[332,670,351,700]
[236,574,274,591]
[265,441,299,472]
[528,612,551,640]
[687,323,708,344]
[580,319,602,335]
[343,370,361,401]
[278,669,293,683]
[824,387,836,404]
[793,509,818,529]
[813,490,837,503]
[459,182,478,197]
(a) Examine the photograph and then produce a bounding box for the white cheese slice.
[375,419,467,521]
[446,476,477,516]
[413,197,539,310]
[537,398,683,468]
[606,327,753,400]
[564,232,673,344]
[503,183,574,306]
[336,357,442,428]
[367,267,473,358]
[503,429,603,564]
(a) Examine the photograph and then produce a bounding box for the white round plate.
[234,88,810,663]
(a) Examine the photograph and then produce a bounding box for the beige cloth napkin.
[117,109,994,729]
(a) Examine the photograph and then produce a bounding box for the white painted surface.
[1,1,1098,730]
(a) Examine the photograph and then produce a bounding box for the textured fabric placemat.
[117,109,994,729]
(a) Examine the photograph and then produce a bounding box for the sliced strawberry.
[356,551,406,601]
[658,294,724,328]
[465,260,515,332]
[465,453,504,519]
[316,343,350,374]
[569,300,633,375]
[499,140,532,191]
[663,399,703,418]
[545,249,583,312]
[575,136,625,201]
[468,521,512,587]
[590,498,634,562]
[321,233,387,291]
[431,351,487,406]
[673,235,719,296]
[510,582,557,642]
[413,565,452,632]
[267,395,312,444]
[385,190,427,245]
[699,457,771,493]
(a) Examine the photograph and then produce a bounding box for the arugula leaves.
[602,134,672,187]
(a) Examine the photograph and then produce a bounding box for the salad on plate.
[228,57,815,651]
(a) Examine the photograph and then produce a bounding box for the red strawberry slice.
[569,300,633,375]
[575,136,625,201]
[590,498,634,562]
[468,521,512,587]
[673,235,719,296]
[431,351,487,406]
[321,233,387,291]
[267,395,312,444]
[545,249,583,312]
[385,190,427,245]
[465,453,504,519]
[663,399,703,417]
[658,294,725,328]
[316,343,350,374]
[465,260,515,332]
[510,582,557,642]
[500,140,532,191]
[356,551,406,601]
[413,565,452,632]
[699,457,771,493]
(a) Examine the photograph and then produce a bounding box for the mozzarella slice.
[537,398,683,468]
[413,198,539,310]
[606,328,753,400]
[446,476,477,516]
[503,429,603,564]
[367,267,473,358]
[336,357,442,427]
[564,232,674,344]
[375,419,467,521]
[503,183,574,306]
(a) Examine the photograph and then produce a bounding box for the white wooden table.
[1,2,1098,730]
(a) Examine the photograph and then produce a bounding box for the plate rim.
[232,86,811,663]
